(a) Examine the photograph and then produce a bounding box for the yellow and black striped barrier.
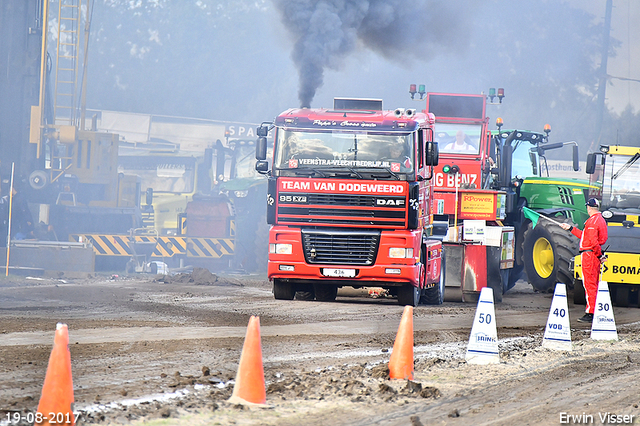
[186,237,234,258]
[70,234,234,259]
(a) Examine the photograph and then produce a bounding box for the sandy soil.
[1,269,639,425]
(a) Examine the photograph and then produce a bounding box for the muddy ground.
[1,269,640,426]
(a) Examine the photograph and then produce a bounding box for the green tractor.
[490,122,593,293]
[215,138,269,273]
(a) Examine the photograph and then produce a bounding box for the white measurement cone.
[591,281,618,341]
[542,283,572,351]
[466,287,499,364]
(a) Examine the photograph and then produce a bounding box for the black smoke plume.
[273,0,475,108]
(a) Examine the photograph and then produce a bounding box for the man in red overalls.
[560,198,608,323]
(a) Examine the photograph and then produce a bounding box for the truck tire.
[398,285,420,307]
[295,284,315,301]
[522,218,578,293]
[314,284,338,302]
[421,249,446,305]
[273,279,295,300]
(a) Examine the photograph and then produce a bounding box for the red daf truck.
[254,98,443,306]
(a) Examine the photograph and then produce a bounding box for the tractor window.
[510,139,538,177]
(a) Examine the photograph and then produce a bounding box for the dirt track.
[1,270,640,425]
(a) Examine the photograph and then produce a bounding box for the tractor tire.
[314,284,338,302]
[421,248,446,305]
[523,217,578,293]
[397,284,420,307]
[273,279,295,300]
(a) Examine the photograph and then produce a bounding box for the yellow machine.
[573,145,640,306]
[25,0,142,236]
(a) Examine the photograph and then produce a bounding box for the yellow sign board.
[460,193,495,219]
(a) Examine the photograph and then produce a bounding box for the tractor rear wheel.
[523,217,578,293]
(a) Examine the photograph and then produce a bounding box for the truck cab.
[255,98,443,306]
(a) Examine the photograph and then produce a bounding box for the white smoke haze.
[273,0,476,108]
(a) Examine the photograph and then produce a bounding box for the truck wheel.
[421,249,446,305]
[522,218,578,293]
[273,279,295,300]
[295,284,315,301]
[573,279,586,305]
[314,284,338,302]
[398,285,420,307]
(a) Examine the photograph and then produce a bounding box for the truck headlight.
[269,243,293,254]
[234,190,249,198]
[389,247,414,258]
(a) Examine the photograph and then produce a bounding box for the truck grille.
[277,192,406,228]
[301,229,380,265]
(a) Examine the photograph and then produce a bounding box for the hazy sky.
[568,0,640,113]
[82,0,639,147]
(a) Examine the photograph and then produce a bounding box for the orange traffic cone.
[36,323,75,426]
[389,305,414,380]
[228,316,266,405]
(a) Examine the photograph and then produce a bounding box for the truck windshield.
[435,123,482,154]
[274,129,414,173]
[602,154,640,212]
[118,156,196,194]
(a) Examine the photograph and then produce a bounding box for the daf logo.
[376,199,404,206]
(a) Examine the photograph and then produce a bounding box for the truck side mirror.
[425,141,439,166]
[145,187,153,205]
[256,136,267,161]
[257,125,269,137]
[572,145,580,171]
[255,160,269,174]
[585,152,596,174]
